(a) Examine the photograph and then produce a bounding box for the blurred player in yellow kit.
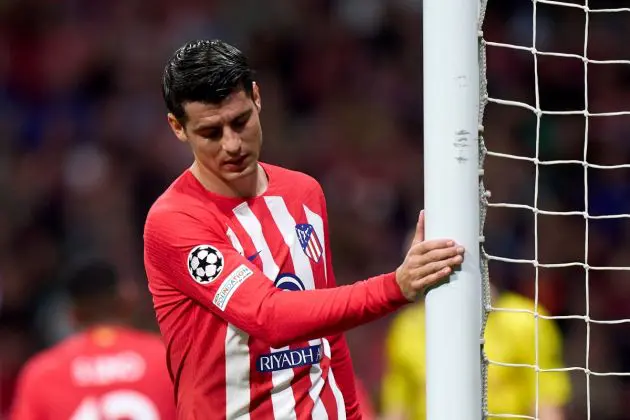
[381,234,571,420]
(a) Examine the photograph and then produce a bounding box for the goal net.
[480,1,630,419]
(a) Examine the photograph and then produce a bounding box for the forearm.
[235,272,408,347]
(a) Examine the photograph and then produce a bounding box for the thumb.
[413,210,425,244]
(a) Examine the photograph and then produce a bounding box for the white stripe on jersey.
[304,206,327,286]
[233,202,296,420]
[305,205,346,417]
[225,326,251,420]
[323,338,346,420]
[264,197,328,419]
[264,197,315,290]
[225,228,251,420]
[307,340,328,420]
[227,226,245,256]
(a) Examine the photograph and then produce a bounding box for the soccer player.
[10,260,176,420]
[381,241,571,420]
[143,39,466,419]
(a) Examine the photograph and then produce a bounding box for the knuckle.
[415,255,430,268]
[433,249,453,260]
[416,241,429,253]
[408,243,424,256]
[429,246,454,260]
[426,273,442,285]
[424,261,441,274]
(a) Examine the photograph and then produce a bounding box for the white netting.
[480,1,630,419]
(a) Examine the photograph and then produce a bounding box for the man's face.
[168,84,263,184]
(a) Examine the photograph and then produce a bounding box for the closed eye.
[231,111,252,131]
[203,128,222,141]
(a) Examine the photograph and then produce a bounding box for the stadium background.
[1,0,629,418]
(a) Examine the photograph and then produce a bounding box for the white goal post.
[425,0,630,419]
[423,0,486,418]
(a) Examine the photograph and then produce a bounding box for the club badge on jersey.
[295,224,323,263]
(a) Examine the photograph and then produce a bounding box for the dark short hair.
[162,39,254,122]
[65,259,118,304]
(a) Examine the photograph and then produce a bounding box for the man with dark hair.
[144,39,465,419]
[10,260,176,420]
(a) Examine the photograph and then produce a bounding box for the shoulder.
[17,341,70,385]
[263,163,324,197]
[145,179,222,244]
[145,200,208,238]
[147,172,210,225]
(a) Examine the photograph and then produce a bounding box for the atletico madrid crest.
[295,224,323,263]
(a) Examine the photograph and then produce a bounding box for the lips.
[223,155,248,170]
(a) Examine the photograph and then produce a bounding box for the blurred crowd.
[1,0,630,418]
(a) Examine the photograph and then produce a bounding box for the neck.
[192,161,267,198]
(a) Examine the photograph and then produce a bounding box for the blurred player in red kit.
[143,39,465,419]
[10,260,176,420]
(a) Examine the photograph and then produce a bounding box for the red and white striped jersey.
[143,163,408,420]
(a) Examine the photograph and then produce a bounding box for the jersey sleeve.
[10,360,45,420]
[381,314,415,417]
[144,208,409,349]
[537,316,571,407]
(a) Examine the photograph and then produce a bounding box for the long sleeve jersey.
[143,163,408,420]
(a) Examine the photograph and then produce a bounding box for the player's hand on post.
[395,210,465,301]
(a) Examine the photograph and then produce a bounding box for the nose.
[222,128,242,155]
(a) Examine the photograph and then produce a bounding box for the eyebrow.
[193,109,253,132]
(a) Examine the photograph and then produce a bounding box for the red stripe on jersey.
[292,366,317,420]
[249,200,317,418]
[248,339,275,420]
[170,308,230,419]
[209,322,229,419]
[320,371,340,420]
[223,217,275,420]
[293,200,342,417]
[226,215,262,271]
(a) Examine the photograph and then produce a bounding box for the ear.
[252,82,261,112]
[167,113,188,143]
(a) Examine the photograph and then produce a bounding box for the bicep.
[144,221,280,330]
